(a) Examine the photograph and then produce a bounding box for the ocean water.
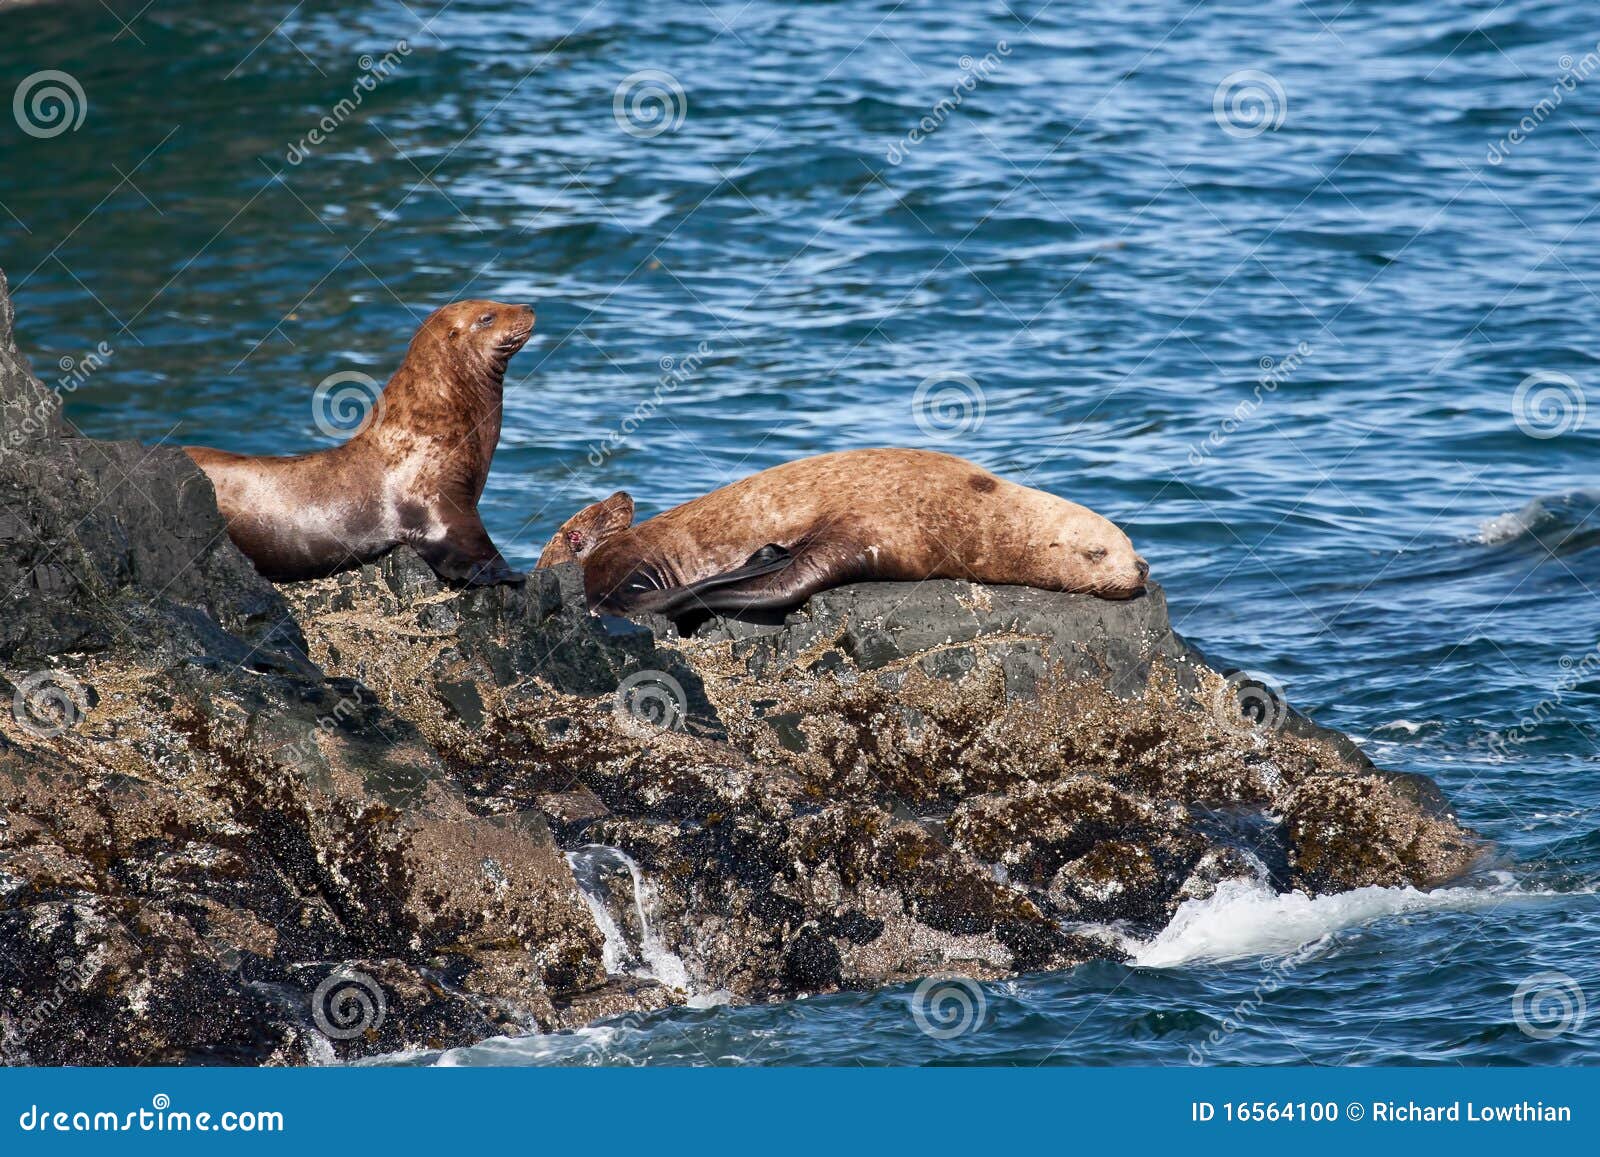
[2,0,1597,1065]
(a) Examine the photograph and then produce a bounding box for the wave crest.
[1476,490,1600,547]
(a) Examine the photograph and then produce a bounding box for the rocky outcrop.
[0,273,62,452]
[0,269,636,1063]
[0,269,1481,1064]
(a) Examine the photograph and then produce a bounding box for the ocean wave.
[1475,491,1600,547]
[1129,875,1555,968]
[1367,718,1443,738]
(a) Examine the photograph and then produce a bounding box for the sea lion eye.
[1084,547,1108,563]
[477,312,495,327]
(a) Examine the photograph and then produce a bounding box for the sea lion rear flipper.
[626,544,795,615]
[414,515,521,587]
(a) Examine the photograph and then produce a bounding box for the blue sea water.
[1,0,1597,1065]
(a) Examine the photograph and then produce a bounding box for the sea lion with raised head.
[538,448,1148,618]
[184,299,534,585]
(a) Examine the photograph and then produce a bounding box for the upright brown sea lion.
[184,299,534,585]
[538,448,1149,617]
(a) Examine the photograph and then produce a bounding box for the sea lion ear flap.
[536,491,636,568]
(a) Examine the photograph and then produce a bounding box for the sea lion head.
[412,299,537,380]
[537,490,636,567]
[1052,505,1149,599]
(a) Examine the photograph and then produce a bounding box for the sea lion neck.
[362,334,507,446]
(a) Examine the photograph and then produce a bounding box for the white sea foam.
[571,876,630,975]
[1369,718,1437,737]
[566,844,693,992]
[1129,876,1535,967]
[432,1025,623,1067]
[1475,490,1600,545]
[1477,509,1534,545]
[381,871,1584,1067]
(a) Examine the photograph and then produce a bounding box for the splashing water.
[1129,875,1555,968]
[566,845,693,993]
[1475,491,1600,547]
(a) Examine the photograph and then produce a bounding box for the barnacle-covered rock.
[0,267,1480,1064]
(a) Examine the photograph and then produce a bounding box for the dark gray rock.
[697,579,1195,695]
[0,437,306,669]
[0,269,62,453]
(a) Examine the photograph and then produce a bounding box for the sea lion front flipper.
[667,539,868,616]
[414,515,520,587]
[623,544,796,615]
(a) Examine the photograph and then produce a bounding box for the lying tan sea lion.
[184,300,534,586]
[538,448,1148,617]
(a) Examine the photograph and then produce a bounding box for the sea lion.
[537,448,1149,617]
[184,299,534,585]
